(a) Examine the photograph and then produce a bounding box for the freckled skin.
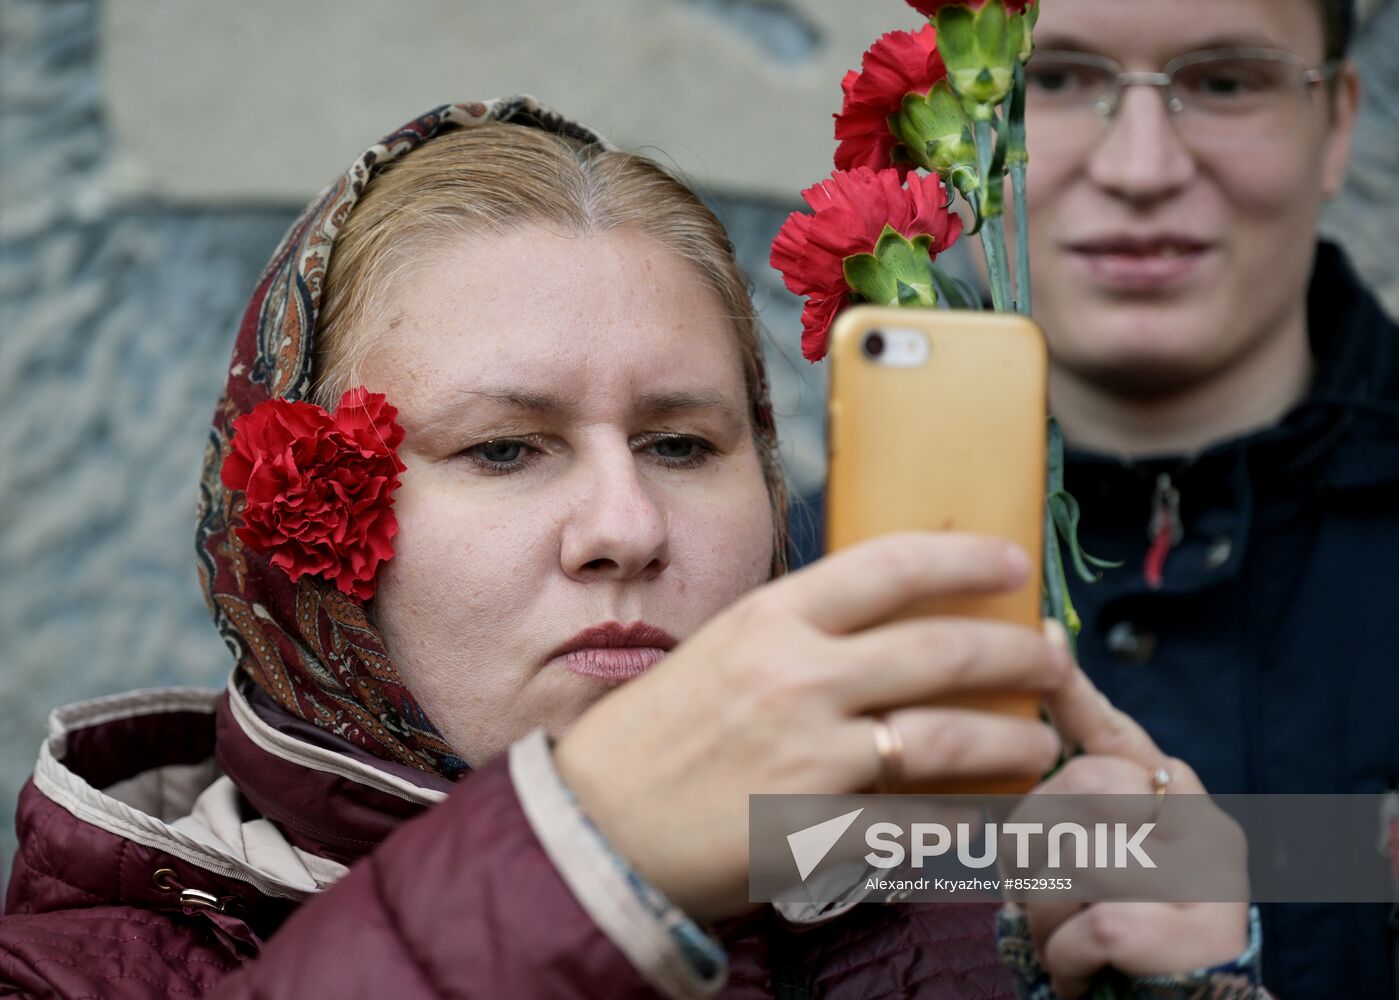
[357,228,774,765]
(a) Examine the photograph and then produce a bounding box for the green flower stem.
[974,118,1012,312]
[983,213,1013,314]
[1043,509,1076,652]
[1010,163,1031,316]
[1044,417,1081,648]
[1008,63,1031,317]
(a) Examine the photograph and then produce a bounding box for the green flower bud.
[1019,2,1037,63]
[891,82,979,198]
[935,0,1029,120]
[842,226,940,310]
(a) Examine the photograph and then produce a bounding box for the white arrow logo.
[787,808,865,881]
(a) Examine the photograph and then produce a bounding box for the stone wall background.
[1,0,1395,887]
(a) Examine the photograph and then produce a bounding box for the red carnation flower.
[220,387,408,601]
[835,26,947,176]
[770,167,963,362]
[907,0,1035,15]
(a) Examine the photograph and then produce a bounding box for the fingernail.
[1005,545,1030,580]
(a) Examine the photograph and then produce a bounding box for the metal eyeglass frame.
[1027,46,1339,120]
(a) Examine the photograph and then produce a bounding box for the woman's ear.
[1321,60,1362,200]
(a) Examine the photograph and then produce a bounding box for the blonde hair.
[312,121,788,573]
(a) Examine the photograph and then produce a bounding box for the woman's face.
[356,226,775,766]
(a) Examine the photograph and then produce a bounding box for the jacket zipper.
[1144,473,1182,589]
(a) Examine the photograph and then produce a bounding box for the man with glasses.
[787,0,1395,995]
[1019,0,1395,997]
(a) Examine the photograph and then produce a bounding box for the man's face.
[1022,0,1357,400]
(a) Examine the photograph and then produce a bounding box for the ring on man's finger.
[1148,764,1172,824]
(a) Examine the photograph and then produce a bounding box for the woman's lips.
[1068,243,1216,293]
[547,620,678,686]
[558,647,669,685]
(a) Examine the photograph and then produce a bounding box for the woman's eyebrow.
[455,387,562,412]
[454,386,742,419]
[634,389,743,419]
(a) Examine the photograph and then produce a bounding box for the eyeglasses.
[1023,47,1337,154]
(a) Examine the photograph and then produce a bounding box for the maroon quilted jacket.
[0,682,1017,999]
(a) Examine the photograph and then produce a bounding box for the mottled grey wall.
[1,0,1396,890]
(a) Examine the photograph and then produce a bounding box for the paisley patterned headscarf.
[196,99,786,779]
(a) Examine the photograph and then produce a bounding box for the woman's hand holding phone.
[553,531,1068,923]
[825,307,1052,789]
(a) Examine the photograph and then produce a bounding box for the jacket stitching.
[0,938,50,996]
[19,805,112,907]
[0,936,226,996]
[23,811,61,896]
[0,927,238,975]
[8,847,33,911]
[15,963,210,997]
[0,928,237,979]
[8,869,107,906]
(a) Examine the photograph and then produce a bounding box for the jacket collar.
[22,677,446,911]
[216,676,449,866]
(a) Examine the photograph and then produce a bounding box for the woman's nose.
[559,452,671,583]
[1086,85,1198,206]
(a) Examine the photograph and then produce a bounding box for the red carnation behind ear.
[220,388,407,601]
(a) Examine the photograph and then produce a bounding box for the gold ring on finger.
[871,715,905,794]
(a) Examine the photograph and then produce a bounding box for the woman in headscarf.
[0,101,1256,999]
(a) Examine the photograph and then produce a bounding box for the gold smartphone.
[826,306,1048,793]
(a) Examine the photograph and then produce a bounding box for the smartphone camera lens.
[862,331,886,360]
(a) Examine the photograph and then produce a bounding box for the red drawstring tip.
[1144,523,1172,589]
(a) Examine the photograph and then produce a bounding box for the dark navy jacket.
[789,243,1399,999]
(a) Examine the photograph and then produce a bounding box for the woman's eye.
[479,440,525,463]
[639,434,714,469]
[461,438,537,473]
[655,437,697,460]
